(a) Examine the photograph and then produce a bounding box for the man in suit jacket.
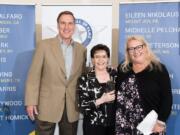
[25,11,86,135]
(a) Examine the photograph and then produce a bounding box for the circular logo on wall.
[73,18,93,47]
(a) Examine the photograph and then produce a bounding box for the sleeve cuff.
[157,120,166,127]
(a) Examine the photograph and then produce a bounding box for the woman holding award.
[78,44,117,135]
[115,35,172,135]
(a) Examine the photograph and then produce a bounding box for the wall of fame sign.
[0,4,35,135]
[119,2,180,135]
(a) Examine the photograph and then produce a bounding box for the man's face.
[58,14,75,41]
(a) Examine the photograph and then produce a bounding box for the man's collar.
[57,35,75,46]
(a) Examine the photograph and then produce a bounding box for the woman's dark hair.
[90,44,110,58]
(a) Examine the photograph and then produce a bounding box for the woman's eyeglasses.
[127,44,144,54]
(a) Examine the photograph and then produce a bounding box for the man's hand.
[26,105,38,121]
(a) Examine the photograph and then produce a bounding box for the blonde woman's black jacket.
[116,63,172,122]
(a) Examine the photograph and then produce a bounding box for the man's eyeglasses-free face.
[127,44,144,54]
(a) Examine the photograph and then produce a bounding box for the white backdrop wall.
[42,5,112,66]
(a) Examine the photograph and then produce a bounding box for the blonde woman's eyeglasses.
[127,44,144,54]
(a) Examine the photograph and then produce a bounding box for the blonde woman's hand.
[152,120,166,134]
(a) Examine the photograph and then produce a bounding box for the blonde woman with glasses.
[115,35,172,135]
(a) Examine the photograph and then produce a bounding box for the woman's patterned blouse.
[115,74,145,135]
[77,67,117,126]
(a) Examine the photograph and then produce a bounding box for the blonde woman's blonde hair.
[121,35,162,72]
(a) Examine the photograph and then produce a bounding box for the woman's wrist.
[95,97,104,106]
[157,120,166,128]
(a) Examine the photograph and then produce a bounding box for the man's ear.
[57,23,59,30]
[91,58,95,66]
